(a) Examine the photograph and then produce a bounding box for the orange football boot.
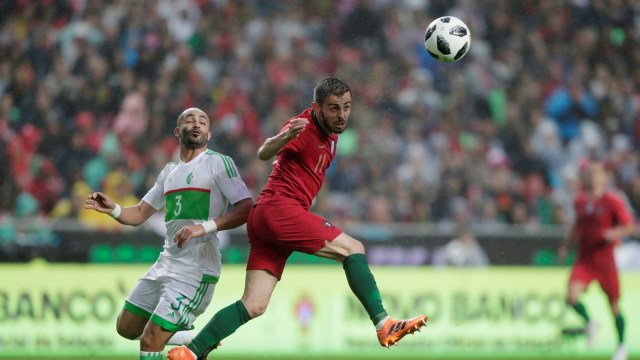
[167,346,196,360]
[167,343,219,360]
[376,315,428,348]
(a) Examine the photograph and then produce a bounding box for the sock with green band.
[572,302,589,322]
[615,313,625,344]
[343,253,388,325]
[187,300,251,355]
[139,351,163,360]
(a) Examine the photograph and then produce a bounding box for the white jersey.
[142,149,251,286]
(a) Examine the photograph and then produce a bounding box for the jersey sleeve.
[611,193,634,226]
[278,119,304,154]
[142,164,174,211]
[572,196,582,225]
[278,119,292,135]
[213,155,252,204]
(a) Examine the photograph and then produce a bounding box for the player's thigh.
[116,309,148,339]
[596,268,620,305]
[246,229,292,280]
[568,263,592,303]
[150,277,216,333]
[281,209,344,254]
[247,204,342,277]
[118,277,162,338]
[241,269,279,318]
[124,265,164,314]
[250,204,343,254]
[567,281,588,303]
[314,232,365,261]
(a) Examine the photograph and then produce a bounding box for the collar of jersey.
[179,148,207,165]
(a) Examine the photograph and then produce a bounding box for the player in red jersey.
[168,78,428,360]
[558,159,635,360]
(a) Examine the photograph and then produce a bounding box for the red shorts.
[246,203,343,280]
[569,260,620,302]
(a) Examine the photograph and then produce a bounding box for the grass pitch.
[4,356,640,360]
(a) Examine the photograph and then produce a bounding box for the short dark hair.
[313,77,351,104]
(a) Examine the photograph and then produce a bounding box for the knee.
[566,295,578,306]
[247,301,269,318]
[116,322,140,340]
[139,331,163,351]
[116,313,143,340]
[346,239,365,255]
[248,305,267,318]
[242,298,269,319]
[139,332,153,349]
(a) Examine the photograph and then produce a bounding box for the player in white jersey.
[85,108,253,360]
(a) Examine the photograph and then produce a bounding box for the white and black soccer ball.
[424,16,471,62]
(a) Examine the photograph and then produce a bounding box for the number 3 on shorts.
[170,293,187,311]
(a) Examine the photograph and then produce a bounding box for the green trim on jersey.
[202,274,219,284]
[165,189,210,221]
[206,150,237,178]
[124,300,152,319]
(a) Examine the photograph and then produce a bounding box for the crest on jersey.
[321,219,335,229]
[186,171,197,185]
[585,202,594,214]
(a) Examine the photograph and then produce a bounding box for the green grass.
[3,356,640,360]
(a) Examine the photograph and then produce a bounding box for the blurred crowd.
[1,0,640,243]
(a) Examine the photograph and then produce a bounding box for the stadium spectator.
[0,0,638,235]
[441,226,489,267]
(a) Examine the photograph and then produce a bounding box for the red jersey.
[257,108,338,210]
[573,190,633,263]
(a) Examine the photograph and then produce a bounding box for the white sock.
[139,351,163,359]
[375,316,390,330]
[167,330,196,345]
[134,330,195,345]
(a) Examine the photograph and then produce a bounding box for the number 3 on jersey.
[174,194,182,216]
[165,189,210,221]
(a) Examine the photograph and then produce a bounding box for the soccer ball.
[424,16,471,62]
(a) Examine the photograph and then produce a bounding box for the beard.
[180,127,208,149]
[318,110,346,134]
[330,123,345,134]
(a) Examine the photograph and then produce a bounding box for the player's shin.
[572,302,590,322]
[615,313,625,344]
[187,300,251,355]
[343,253,388,325]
